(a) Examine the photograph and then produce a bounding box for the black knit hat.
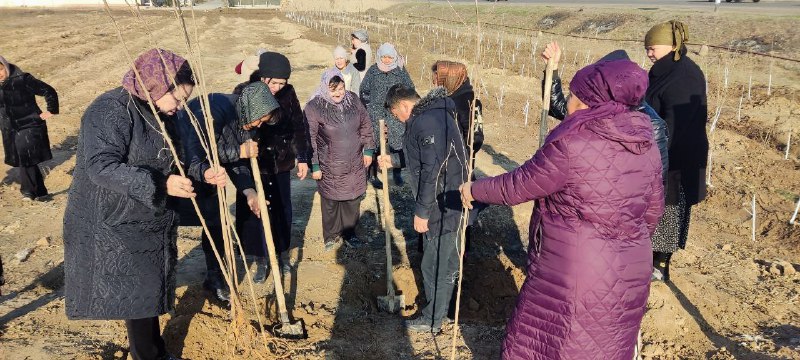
[258,52,291,80]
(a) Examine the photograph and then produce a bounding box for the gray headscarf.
[351,29,368,43]
[236,82,280,128]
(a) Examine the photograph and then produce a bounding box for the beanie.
[258,52,291,80]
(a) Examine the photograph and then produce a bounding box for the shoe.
[21,193,35,201]
[404,316,441,333]
[370,177,383,189]
[252,257,269,284]
[280,262,292,275]
[324,237,342,252]
[442,316,455,325]
[651,267,664,282]
[203,273,230,303]
[159,354,183,360]
[34,194,52,202]
[343,236,363,249]
[392,169,404,186]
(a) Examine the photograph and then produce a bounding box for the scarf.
[546,59,648,144]
[645,20,689,61]
[311,68,353,110]
[376,43,404,72]
[121,48,188,102]
[236,81,280,128]
[432,60,468,95]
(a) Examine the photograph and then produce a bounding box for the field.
[0,1,799,359]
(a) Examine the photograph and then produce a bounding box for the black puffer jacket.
[448,79,484,154]
[359,64,415,151]
[0,64,59,167]
[64,88,178,320]
[305,93,374,201]
[390,88,467,237]
[233,82,310,174]
[544,70,669,182]
[646,48,708,205]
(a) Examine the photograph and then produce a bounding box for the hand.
[413,215,429,233]
[541,41,562,69]
[203,167,228,187]
[363,155,373,168]
[243,188,262,218]
[311,171,322,180]
[167,175,196,198]
[296,162,309,180]
[459,182,474,210]
[240,140,258,159]
[40,112,53,120]
[377,155,393,169]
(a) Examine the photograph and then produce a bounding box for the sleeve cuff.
[312,163,320,172]
[363,149,374,157]
[414,204,431,220]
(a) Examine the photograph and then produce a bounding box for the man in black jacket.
[378,85,468,333]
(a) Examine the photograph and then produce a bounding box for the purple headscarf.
[122,48,188,102]
[546,59,648,143]
[311,67,353,110]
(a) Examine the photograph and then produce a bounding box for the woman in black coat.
[643,21,708,282]
[63,48,225,360]
[0,55,59,201]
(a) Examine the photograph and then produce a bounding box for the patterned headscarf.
[645,20,689,61]
[122,48,189,102]
[546,59,648,143]
[432,60,468,95]
[376,43,404,72]
[236,81,280,128]
[312,68,353,110]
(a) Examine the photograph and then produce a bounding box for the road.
[425,0,800,14]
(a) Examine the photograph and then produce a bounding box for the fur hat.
[258,52,291,80]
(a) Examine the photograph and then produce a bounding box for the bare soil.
[0,3,798,359]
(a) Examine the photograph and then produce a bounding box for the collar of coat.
[411,87,448,118]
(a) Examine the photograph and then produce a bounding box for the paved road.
[426,0,800,14]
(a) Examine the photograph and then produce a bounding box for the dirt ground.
[0,2,798,360]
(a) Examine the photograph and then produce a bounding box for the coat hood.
[585,111,654,155]
[411,87,448,118]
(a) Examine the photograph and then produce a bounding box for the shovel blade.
[377,294,405,314]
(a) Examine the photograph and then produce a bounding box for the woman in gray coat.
[63,49,225,360]
[306,68,374,250]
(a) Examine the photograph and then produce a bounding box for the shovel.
[539,57,555,148]
[249,153,306,339]
[376,119,405,313]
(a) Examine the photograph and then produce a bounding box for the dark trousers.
[201,225,226,288]
[18,165,47,197]
[320,195,362,243]
[420,231,460,326]
[125,316,167,360]
[238,171,292,257]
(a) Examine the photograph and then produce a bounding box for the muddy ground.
[0,2,798,359]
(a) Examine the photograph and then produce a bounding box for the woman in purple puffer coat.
[460,59,665,359]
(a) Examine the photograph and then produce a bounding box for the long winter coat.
[545,71,669,181]
[470,109,665,359]
[305,93,374,201]
[391,88,467,237]
[64,88,179,320]
[233,83,311,174]
[359,64,414,151]
[0,64,59,167]
[646,47,708,205]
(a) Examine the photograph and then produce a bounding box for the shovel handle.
[379,120,396,297]
[250,157,290,315]
[539,58,555,148]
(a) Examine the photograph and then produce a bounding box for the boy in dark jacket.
[378,85,468,333]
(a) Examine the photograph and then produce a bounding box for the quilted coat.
[305,91,374,201]
[64,88,179,320]
[471,110,665,359]
[359,64,414,151]
[0,64,59,167]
